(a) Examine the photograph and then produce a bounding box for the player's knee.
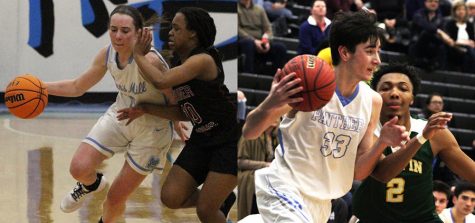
[69,159,90,180]
[196,202,217,221]
[160,190,181,209]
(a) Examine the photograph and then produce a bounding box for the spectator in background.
[439,182,475,223]
[326,0,353,19]
[370,0,411,53]
[467,0,475,29]
[297,0,331,55]
[406,0,452,21]
[263,0,295,21]
[433,180,452,214]
[421,92,445,119]
[237,119,278,220]
[238,0,287,74]
[444,0,475,73]
[409,0,455,70]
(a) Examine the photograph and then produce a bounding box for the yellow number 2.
[386,178,405,203]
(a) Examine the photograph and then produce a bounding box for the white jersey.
[106,45,170,126]
[269,82,374,200]
[439,208,475,223]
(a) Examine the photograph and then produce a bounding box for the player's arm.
[371,112,452,183]
[354,92,409,180]
[134,29,216,89]
[45,48,108,97]
[144,52,190,140]
[242,69,303,139]
[435,129,475,183]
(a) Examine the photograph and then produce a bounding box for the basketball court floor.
[0,109,237,223]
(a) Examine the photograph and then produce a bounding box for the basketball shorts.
[174,138,237,185]
[255,167,332,223]
[83,109,174,175]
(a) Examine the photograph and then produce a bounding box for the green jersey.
[352,117,442,223]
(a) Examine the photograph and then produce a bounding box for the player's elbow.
[152,81,169,90]
[242,128,259,140]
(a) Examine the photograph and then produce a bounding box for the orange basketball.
[4,74,48,119]
[282,54,336,112]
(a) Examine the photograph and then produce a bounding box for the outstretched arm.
[117,103,188,126]
[354,93,409,181]
[242,69,303,139]
[436,128,475,183]
[45,47,108,97]
[371,112,452,183]
[134,28,216,89]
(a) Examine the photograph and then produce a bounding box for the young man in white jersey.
[241,11,410,223]
[439,182,475,223]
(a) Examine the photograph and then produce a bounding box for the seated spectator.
[433,180,452,214]
[297,0,331,55]
[262,0,295,21]
[326,0,353,19]
[238,0,287,74]
[467,0,475,30]
[409,0,455,70]
[439,182,475,223]
[237,119,279,220]
[444,0,475,73]
[420,92,445,119]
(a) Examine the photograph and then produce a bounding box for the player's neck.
[334,68,360,97]
[451,207,466,223]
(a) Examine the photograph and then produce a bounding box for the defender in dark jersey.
[118,7,237,223]
[352,64,475,223]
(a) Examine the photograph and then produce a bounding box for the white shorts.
[255,167,332,223]
[83,108,174,175]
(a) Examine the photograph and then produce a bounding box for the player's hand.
[380,116,410,148]
[261,69,303,110]
[422,112,452,139]
[134,28,152,56]
[117,106,145,126]
[173,121,189,141]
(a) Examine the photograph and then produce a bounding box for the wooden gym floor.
[0,111,237,223]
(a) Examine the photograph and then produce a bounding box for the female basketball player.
[45,5,183,223]
[118,7,238,223]
[242,11,409,222]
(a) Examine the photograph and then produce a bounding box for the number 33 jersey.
[272,82,373,200]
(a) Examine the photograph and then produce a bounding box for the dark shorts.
[174,139,237,185]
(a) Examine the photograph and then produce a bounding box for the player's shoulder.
[410,116,427,133]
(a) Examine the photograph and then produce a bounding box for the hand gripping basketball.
[281,55,336,112]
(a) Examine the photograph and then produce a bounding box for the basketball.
[4,74,48,119]
[281,54,336,112]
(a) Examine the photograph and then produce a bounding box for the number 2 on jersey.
[386,178,405,203]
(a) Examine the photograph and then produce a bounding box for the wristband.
[416,133,427,145]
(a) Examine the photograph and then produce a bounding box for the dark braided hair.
[176,7,221,66]
[178,7,216,49]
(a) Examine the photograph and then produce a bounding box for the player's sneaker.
[220,192,236,219]
[60,173,107,213]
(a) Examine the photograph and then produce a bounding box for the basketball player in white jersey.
[45,5,184,223]
[241,11,410,223]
